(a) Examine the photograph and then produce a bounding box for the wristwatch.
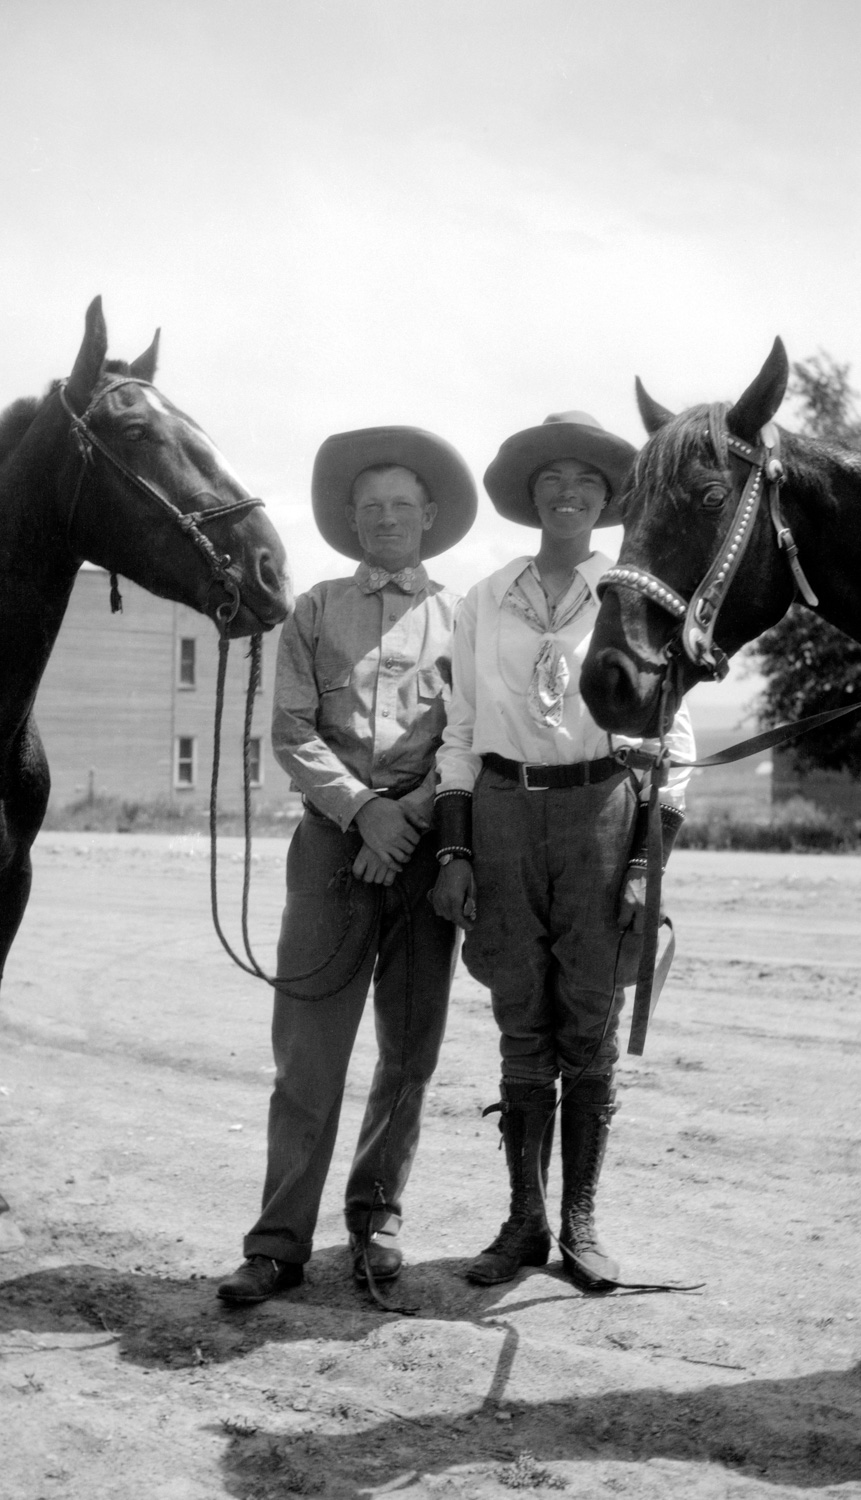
[438,852,458,866]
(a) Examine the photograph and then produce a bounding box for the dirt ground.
[0,833,859,1500]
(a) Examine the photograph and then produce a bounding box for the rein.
[593,414,845,1055]
[207,627,382,998]
[57,377,263,624]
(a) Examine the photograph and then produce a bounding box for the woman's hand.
[431,859,477,931]
[617,869,665,932]
[617,870,647,932]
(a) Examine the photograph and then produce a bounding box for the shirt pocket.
[417,662,452,704]
[315,655,354,735]
[315,648,354,696]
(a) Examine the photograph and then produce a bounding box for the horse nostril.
[256,549,282,596]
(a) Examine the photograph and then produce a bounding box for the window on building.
[175,736,196,788]
[178,637,196,688]
[247,737,263,788]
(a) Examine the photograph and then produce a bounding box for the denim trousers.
[462,765,640,1083]
[243,807,457,1265]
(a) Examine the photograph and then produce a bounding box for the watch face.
[439,853,454,866]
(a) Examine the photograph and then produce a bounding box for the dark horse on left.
[0,298,291,1245]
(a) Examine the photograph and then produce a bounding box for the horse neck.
[0,395,84,741]
[782,443,861,639]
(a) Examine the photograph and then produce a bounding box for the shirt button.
[385,657,394,668]
[388,613,397,621]
[381,709,390,717]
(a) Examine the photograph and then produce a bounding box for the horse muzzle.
[580,645,677,739]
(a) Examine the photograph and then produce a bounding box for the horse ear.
[65,297,108,413]
[635,376,675,434]
[726,338,789,444]
[129,328,160,384]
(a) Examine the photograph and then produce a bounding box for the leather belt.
[482,752,623,791]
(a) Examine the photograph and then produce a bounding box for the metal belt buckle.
[522,763,548,791]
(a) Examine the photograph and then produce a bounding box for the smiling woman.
[432,406,695,1295]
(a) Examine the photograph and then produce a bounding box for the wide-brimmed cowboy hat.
[311,426,478,560]
[483,411,637,529]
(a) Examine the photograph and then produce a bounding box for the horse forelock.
[0,396,41,464]
[630,403,731,516]
[103,357,133,377]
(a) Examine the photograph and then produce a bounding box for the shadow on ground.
[1,1256,859,1491]
[211,1366,861,1497]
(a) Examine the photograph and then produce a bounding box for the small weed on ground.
[498,1452,566,1490]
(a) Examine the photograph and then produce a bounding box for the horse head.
[61,297,292,637]
[580,339,795,736]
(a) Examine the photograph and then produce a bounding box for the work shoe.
[217,1255,303,1304]
[349,1229,402,1285]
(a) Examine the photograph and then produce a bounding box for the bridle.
[57,376,265,629]
[593,413,824,1054]
[597,415,819,701]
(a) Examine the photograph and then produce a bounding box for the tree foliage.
[752,351,861,774]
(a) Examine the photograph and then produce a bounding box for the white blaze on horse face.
[141,387,246,492]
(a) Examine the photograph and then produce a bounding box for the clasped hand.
[351,797,424,885]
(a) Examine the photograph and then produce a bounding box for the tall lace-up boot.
[559,1075,620,1291]
[467,1080,556,1286]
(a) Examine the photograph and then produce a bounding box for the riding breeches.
[462,764,640,1083]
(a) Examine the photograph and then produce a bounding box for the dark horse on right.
[580,338,861,737]
[0,298,291,1245]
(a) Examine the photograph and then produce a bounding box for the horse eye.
[123,426,147,443]
[701,485,727,510]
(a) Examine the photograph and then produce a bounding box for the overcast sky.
[3,0,859,730]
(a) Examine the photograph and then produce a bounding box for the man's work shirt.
[436,552,694,808]
[272,561,460,831]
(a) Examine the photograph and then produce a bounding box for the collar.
[490,549,613,606]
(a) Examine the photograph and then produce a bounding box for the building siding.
[36,569,287,811]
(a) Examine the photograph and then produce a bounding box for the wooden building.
[36,568,289,813]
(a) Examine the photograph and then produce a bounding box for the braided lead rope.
[207,628,382,997]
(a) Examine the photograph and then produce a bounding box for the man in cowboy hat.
[218,426,477,1303]
[432,411,694,1292]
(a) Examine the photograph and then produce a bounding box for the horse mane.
[0,397,41,464]
[0,361,140,467]
[780,428,861,499]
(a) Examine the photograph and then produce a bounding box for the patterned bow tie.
[360,565,422,594]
